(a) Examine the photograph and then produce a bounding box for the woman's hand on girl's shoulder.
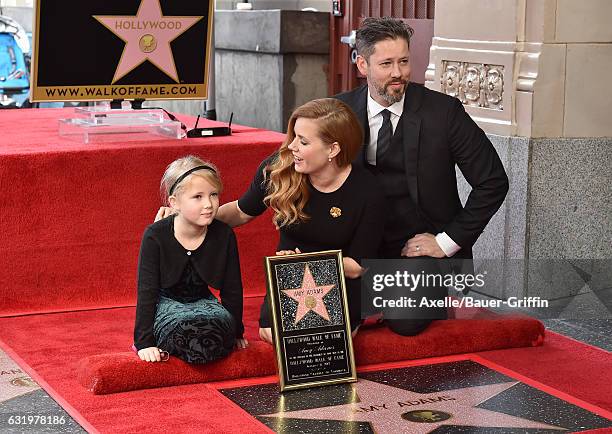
[235,338,249,349]
[137,347,163,362]
[154,207,175,222]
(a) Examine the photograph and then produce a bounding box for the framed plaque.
[265,250,357,392]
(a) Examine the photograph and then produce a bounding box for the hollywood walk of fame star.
[282,264,335,325]
[94,0,203,83]
[264,379,566,433]
[0,352,39,402]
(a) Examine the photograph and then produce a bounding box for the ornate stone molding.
[440,61,504,110]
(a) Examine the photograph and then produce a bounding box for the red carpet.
[70,297,544,394]
[0,305,609,433]
[0,109,282,316]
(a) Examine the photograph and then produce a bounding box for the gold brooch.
[329,207,342,218]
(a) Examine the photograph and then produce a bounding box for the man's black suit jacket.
[335,83,509,259]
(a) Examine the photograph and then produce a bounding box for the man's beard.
[371,76,407,105]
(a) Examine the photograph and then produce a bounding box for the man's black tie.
[376,109,392,164]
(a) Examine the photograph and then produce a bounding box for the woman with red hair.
[217,98,385,343]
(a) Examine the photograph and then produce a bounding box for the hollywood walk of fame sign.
[31,0,212,101]
[265,250,357,392]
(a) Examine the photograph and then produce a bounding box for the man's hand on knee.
[402,233,445,258]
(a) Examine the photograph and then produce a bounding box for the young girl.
[134,156,247,363]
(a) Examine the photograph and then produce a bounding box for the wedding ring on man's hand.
[416,245,420,251]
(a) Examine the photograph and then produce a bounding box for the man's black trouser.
[379,242,448,336]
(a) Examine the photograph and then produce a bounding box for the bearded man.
[335,17,509,335]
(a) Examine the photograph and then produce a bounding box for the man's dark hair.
[356,17,414,62]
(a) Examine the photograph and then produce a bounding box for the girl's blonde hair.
[160,155,222,205]
[264,98,363,227]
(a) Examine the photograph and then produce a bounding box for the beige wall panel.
[556,0,612,43]
[531,44,566,137]
[564,44,612,137]
[525,0,557,43]
[435,0,520,42]
[429,40,515,135]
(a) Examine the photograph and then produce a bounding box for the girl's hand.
[275,247,301,256]
[235,338,249,349]
[259,327,273,344]
[137,347,163,362]
[155,206,175,222]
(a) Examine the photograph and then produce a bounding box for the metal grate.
[362,0,435,19]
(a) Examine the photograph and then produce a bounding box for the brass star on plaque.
[329,207,342,218]
[305,295,317,309]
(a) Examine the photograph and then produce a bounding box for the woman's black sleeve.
[237,157,274,217]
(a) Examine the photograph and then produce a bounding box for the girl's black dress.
[134,216,244,363]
